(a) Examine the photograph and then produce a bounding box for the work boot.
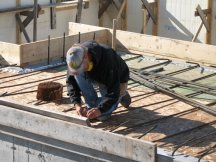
[120,91,131,108]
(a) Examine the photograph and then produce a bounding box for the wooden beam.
[0,0,88,14]
[0,98,90,126]
[21,5,41,30]
[98,0,112,18]
[116,0,126,20]
[192,22,203,42]
[152,0,159,36]
[196,4,210,32]
[33,0,38,42]
[207,0,213,44]
[15,14,31,43]
[50,0,56,29]
[16,0,21,44]
[75,0,83,23]
[195,8,211,16]
[141,7,150,34]
[99,0,105,27]
[121,0,127,30]
[140,0,157,24]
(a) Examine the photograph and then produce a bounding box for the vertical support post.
[78,32,81,43]
[50,0,56,29]
[48,35,50,65]
[207,0,213,44]
[120,0,127,31]
[152,0,159,36]
[93,32,96,40]
[62,32,65,62]
[76,0,83,23]
[112,19,117,50]
[99,0,104,27]
[33,0,38,42]
[16,0,21,44]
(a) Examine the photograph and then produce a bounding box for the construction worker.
[66,40,131,121]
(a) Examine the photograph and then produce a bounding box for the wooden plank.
[21,7,42,30]
[116,0,126,20]
[20,30,108,65]
[98,0,112,19]
[0,42,21,65]
[140,0,157,24]
[75,0,83,23]
[121,0,127,30]
[33,0,38,42]
[195,8,211,16]
[50,0,57,29]
[98,0,104,27]
[141,7,149,34]
[196,4,210,32]
[192,22,203,42]
[112,29,216,66]
[210,0,216,45]
[69,22,109,34]
[207,0,213,44]
[15,14,31,43]
[0,98,90,127]
[0,105,156,162]
[16,0,21,44]
[0,0,88,14]
[152,0,158,36]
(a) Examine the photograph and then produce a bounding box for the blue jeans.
[74,72,122,119]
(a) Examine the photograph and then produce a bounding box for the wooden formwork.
[0,27,108,66]
[1,22,216,67]
[70,22,216,66]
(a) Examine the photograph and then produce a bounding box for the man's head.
[66,44,92,75]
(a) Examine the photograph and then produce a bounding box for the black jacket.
[66,40,129,113]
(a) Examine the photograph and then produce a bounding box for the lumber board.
[196,5,210,32]
[50,0,57,29]
[75,0,83,23]
[0,42,21,65]
[0,104,156,162]
[140,0,157,24]
[0,0,89,14]
[207,0,213,44]
[0,98,90,126]
[69,22,108,35]
[16,0,21,44]
[20,30,108,65]
[211,0,216,45]
[108,29,216,66]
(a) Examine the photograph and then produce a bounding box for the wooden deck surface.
[0,53,216,162]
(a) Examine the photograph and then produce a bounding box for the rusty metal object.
[37,81,63,101]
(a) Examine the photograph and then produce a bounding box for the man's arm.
[66,73,87,116]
